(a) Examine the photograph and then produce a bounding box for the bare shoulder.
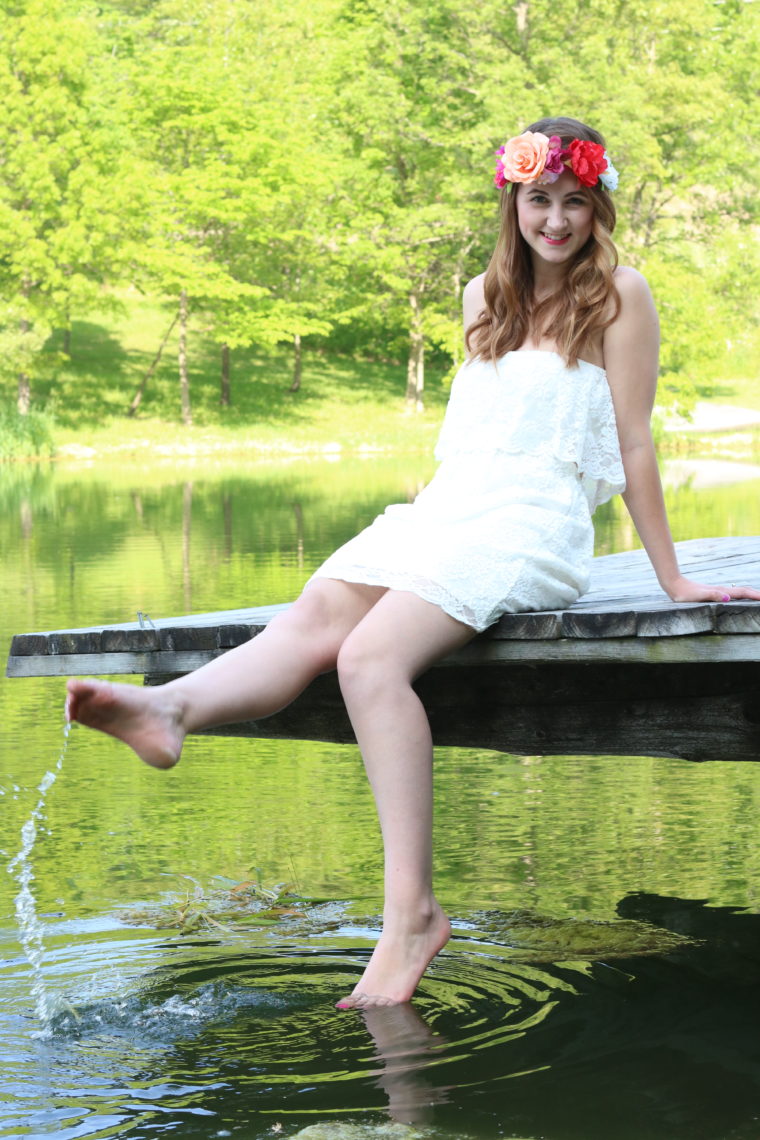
[463,272,486,301]
[612,265,657,309]
[463,272,486,328]
[606,265,659,347]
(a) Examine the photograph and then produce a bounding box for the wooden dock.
[7,536,760,763]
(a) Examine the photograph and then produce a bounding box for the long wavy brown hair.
[466,116,620,367]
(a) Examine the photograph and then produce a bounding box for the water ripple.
[4,899,760,1139]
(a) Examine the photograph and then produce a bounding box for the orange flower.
[500,131,550,183]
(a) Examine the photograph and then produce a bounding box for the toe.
[335,991,400,1010]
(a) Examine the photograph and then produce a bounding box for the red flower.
[565,139,608,187]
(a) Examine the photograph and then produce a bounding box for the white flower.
[599,154,619,192]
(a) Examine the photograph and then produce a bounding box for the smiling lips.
[541,232,571,245]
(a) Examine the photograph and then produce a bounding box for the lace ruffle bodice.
[434,350,625,511]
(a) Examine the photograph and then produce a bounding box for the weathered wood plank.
[218,623,259,647]
[101,629,160,653]
[561,609,637,638]
[448,635,760,665]
[9,631,760,679]
[490,612,562,640]
[5,650,226,678]
[49,631,103,655]
[10,633,49,657]
[158,626,220,652]
[717,606,760,635]
[636,605,716,638]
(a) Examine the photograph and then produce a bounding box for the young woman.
[66,116,760,1009]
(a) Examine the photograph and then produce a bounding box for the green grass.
[26,295,451,459]
[693,337,760,410]
[4,293,758,462]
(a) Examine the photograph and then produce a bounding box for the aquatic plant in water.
[116,872,314,934]
[472,908,696,961]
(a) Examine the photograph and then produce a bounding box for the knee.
[337,630,402,700]
[275,583,346,670]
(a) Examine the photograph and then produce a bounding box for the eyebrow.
[527,189,588,199]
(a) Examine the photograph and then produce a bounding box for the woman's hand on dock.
[664,575,760,604]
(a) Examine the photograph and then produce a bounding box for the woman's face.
[515,168,595,270]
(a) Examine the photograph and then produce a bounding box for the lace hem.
[310,565,484,630]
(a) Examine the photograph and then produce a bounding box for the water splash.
[7,720,71,1037]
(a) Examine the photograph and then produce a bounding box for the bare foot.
[65,679,186,769]
[336,902,450,1009]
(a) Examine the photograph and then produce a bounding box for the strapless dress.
[310,350,625,631]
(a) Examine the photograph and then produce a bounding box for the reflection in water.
[4,897,760,1138]
[2,458,760,1138]
[182,480,192,612]
[362,1003,449,1126]
[293,501,305,568]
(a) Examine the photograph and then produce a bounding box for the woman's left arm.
[603,268,760,603]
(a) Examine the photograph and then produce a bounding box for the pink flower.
[499,131,550,184]
[537,136,566,183]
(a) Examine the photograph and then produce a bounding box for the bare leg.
[334,591,476,1007]
[66,579,475,1005]
[65,581,386,768]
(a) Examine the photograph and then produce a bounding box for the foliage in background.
[0,0,758,424]
[0,405,55,460]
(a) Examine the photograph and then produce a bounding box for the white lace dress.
[311,350,626,632]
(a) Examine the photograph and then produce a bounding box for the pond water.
[3,456,760,1140]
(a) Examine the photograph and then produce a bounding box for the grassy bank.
[14,295,450,461]
[2,293,759,462]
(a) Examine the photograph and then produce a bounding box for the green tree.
[483,0,760,405]
[0,0,132,412]
[328,0,506,409]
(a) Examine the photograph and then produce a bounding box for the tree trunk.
[17,373,31,415]
[289,332,302,392]
[128,313,178,416]
[63,326,71,356]
[220,342,230,406]
[17,317,30,414]
[405,291,424,412]
[178,290,192,426]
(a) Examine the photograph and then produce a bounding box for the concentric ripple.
[3,900,760,1139]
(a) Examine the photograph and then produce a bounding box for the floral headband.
[494,131,619,191]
